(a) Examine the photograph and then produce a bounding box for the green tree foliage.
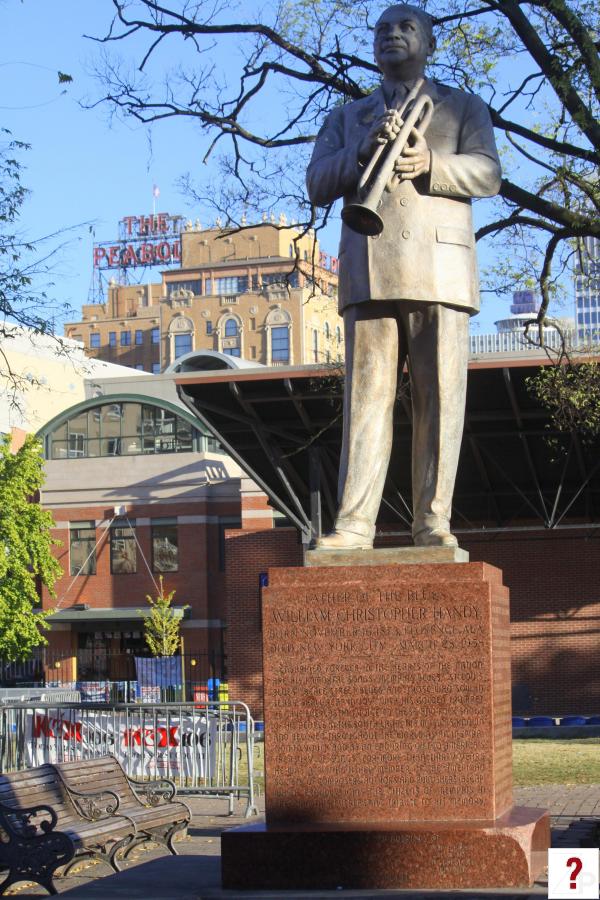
[527,360,600,442]
[143,577,184,657]
[0,434,61,661]
[92,0,600,324]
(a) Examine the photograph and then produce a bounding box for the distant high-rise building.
[469,289,573,355]
[574,236,600,345]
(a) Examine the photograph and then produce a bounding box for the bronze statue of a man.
[306,3,501,550]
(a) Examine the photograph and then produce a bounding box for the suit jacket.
[306,79,501,313]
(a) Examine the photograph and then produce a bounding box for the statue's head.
[374,5,436,79]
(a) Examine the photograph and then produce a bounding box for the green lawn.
[513,738,600,785]
[251,739,600,790]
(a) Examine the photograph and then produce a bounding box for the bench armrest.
[127,776,177,806]
[65,787,121,821]
[0,801,58,839]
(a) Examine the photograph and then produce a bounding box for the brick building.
[65,221,342,372]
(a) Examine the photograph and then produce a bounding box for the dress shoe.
[413,527,458,548]
[314,529,373,551]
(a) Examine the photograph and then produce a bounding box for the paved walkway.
[6,787,600,899]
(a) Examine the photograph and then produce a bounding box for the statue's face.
[373,5,435,77]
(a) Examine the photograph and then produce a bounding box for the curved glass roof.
[39,396,215,460]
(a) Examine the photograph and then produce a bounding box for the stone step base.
[221,806,550,890]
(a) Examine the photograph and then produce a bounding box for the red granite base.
[221,805,550,890]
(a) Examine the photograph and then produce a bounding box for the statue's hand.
[393,129,431,180]
[358,110,402,165]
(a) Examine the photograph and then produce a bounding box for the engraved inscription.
[264,581,496,822]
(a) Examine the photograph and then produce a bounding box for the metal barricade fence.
[0,700,257,817]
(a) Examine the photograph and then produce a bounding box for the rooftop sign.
[93,213,183,270]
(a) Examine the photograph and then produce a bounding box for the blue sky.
[1,1,544,335]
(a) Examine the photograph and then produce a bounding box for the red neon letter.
[139,243,154,264]
[121,245,139,267]
[157,241,171,261]
[108,245,121,267]
[93,247,106,267]
[122,216,137,236]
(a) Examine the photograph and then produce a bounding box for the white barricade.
[1,700,257,817]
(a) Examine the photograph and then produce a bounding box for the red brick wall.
[224,528,302,715]
[43,499,238,656]
[224,526,600,718]
[463,529,600,716]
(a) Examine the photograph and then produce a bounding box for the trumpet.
[341,84,434,237]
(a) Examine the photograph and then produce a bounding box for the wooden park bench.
[0,757,191,895]
[56,756,191,860]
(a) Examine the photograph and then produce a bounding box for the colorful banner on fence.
[25,709,217,779]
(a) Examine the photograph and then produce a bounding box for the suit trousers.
[335,301,470,541]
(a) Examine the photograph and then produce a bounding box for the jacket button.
[400,197,408,207]
[402,230,411,239]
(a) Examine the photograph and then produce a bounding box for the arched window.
[336,325,342,344]
[324,321,330,340]
[224,319,239,337]
[265,308,292,365]
[168,316,194,363]
[46,402,201,459]
[271,326,290,362]
[174,333,193,359]
[289,243,294,258]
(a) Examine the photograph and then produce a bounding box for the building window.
[312,329,318,362]
[336,325,342,344]
[135,329,143,345]
[224,319,239,337]
[223,346,241,357]
[206,321,213,335]
[90,333,101,349]
[261,271,299,289]
[120,330,131,346]
[214,275,248,295]
[68,433,85,457]
[70,521,96,576]
[174,332,193,359]
[135,364,145,371]
[166,280,201,297]
[151,327,160,344]
[48,401,199,459]
[111,521,137,574]
[324,321,330,340]
[152,519,178,572]
[271,325,290,362]
[109,332,116,348]
[152,363,161,374]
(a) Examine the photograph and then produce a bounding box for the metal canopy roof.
[176,360,600,539]
[50,607,191,624]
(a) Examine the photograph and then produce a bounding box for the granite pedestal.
[221,560,549,889]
